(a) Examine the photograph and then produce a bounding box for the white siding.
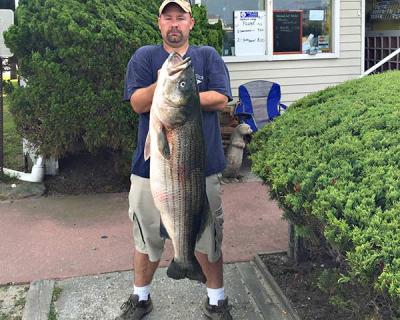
[225,0,363,105]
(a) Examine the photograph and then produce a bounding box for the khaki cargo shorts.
[128,173,224,263]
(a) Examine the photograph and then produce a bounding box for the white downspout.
[3,156,45,182]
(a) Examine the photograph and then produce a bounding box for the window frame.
[197,0,341,62]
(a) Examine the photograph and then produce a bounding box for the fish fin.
[160,219,170,239]
[186,261,207,283]
[167,259,206,283]
[156,125,170,160]
[144,133,151,161]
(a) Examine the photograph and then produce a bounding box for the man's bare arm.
[199,91,228,112]
[130,82,157,114]
[132,87,227,114]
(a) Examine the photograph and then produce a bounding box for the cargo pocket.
[212,206,224,262]
[132,212,146,246]
[215,207,224,243]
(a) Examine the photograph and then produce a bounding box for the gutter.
[3,155,45,182]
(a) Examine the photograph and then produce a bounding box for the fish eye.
[179,81,186,88]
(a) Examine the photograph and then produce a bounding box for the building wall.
[224,0,363,105]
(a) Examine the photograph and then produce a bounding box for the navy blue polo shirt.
[124,45,232,178]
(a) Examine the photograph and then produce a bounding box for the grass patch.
[13,295,26,309]
[52,287,62,302]
[0,284,28,320]
[48,286,62,320]
[3,95,24,171]
[0,173,19,183]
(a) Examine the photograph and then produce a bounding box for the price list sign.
[234,11,266,56]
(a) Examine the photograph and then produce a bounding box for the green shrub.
[2,96,24,170]
[4,0,223,158]
[190,5,224,53]
[250,71,400,313]
[2,79,16,94]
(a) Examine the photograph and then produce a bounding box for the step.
[22,279,54,320]
[21,261,300,320]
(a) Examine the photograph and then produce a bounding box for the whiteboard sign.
[234,10,266,56]
[0,10,14,58]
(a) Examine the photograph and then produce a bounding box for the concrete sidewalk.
[22,261,299,320]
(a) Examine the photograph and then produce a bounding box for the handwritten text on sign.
[234,11,266,56]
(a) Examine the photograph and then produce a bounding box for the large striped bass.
[144,52,210,283]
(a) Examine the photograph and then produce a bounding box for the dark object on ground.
[45,151,130,195]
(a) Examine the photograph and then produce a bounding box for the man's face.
[158,4,194,48]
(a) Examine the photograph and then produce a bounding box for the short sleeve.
[123,47,154,101]
[205,47,233,102]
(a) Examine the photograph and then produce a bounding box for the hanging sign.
[234,10,266,56]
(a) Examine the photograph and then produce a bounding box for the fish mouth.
[167,52,191,76]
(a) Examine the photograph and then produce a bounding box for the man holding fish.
[118,0,233,319]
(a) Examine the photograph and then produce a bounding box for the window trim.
[199,0,341,62]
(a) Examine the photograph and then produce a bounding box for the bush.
[190,5,224,52]
[2,79,15,94]
[4,0,223,159]
[250,71,400,316]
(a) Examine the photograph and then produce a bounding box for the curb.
[22,279,54,320]
[254,253,301,320]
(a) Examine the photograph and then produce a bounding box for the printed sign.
[370,0,400,21]
[234,10,266,56]
[309,10,325,21]
[317,35,330,49]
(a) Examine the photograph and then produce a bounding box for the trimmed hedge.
[4,0,223,158]
[250,71,400,305]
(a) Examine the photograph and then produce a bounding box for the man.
[118,0,233,319]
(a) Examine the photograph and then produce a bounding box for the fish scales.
[163,122,205,264]
[146,53,209,283]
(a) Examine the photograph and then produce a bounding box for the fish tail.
[167,259,206,283]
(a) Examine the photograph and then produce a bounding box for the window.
[274,0,333,55]
[0,0,15,10]
[201,0,265,56]
[197,0,339,61]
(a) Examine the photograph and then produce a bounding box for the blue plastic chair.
[234,80,287,132]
